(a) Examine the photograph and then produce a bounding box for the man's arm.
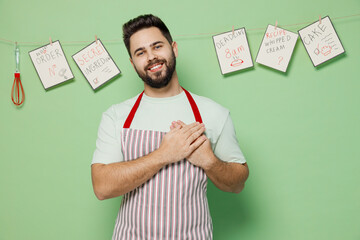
[195,140,249,193]
[91,122,206,200]
[92,151,167,200]
[171,120,249,193]
[207,161,248,193]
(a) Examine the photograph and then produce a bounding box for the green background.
[1,0,359,239]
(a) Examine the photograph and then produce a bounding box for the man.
[91,14,249,240]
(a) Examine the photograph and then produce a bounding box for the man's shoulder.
[190,91,229,115]
[102,93,141,120]
[112,94,140,109]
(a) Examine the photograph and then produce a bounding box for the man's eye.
[137,52,144,56]
[155,45,162,49]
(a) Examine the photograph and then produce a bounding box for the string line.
[0,13,359,46]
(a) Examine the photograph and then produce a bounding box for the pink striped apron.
[112,88,213,240]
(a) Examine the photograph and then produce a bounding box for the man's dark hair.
[123,14,173,57]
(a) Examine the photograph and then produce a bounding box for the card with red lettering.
[29,40,74,90]
[298,16,345,67]
[72,39,121,90]
[212,28,253,75]
[255,25,298,72]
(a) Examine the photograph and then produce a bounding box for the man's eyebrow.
[133,47,145,56]
[133,41,165,55]
[150,41,164,47]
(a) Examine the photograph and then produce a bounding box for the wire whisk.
[12,43,25,106]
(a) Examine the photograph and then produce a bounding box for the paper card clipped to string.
[72,39,121,90]
[213,28,253,75]
[29,40,74,90]
[255,25,298,72]
[298,16,345,67]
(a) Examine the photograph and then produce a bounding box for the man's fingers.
[173,120,203,132]
[177,121,205,141]
[169,123,181,131]
[188,135,207,152]
[170,121,183,130]
[176,120,186,127]
[180,122,200,134]
[186,124,205,144]
[170,121,176,130]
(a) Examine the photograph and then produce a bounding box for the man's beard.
[134,51,176,89]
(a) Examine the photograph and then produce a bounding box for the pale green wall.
[1,0,359,239]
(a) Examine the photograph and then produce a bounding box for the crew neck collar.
[142,90,186,103]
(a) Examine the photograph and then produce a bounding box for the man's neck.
[143,72,182,98]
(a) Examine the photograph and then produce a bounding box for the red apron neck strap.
[123,91,144,129]
[123,87,202,128]
[181,87,203,124]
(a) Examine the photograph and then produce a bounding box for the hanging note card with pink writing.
[29,40,74,90]
[256,25,298,72]
[72,40,121,90]
[213,28,253,75]
[298,16,345,67]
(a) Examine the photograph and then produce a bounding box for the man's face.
[129,27,178,88]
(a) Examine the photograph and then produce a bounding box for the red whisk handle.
[11,73,25,106]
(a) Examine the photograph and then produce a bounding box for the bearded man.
[91,14,249,240]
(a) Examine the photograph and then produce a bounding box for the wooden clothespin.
[95,35,98,44]
[49,37,53,46]
[319,15,322,24]
[232,26,235,36]
[275,20,278,30]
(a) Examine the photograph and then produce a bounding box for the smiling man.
[91,14,249,240]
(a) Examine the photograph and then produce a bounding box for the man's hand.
[170,120,216,170]
[157,122,207,164]
[170,120,249,193]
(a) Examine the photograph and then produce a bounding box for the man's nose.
[147,50,157,61]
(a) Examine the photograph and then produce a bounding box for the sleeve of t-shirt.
[213,113,246,164]
[92,107,124,165]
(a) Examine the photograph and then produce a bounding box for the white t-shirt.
[92,90,246,165]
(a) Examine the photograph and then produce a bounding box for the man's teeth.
[150,64,162,70]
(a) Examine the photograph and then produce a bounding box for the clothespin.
[275,20,278,30]
[232,26,235,36]
[95,35,98,44]
[49,37,53,46]
[319,15,322,24]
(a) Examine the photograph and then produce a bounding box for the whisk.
[11,42,25,106]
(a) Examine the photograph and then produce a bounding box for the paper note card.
[29,41,74,90]
[213,28,253,74]
[298,16,345,67]
[72,40,121,90]
[255,25,298,72]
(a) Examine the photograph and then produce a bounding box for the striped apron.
[112,88,213,240]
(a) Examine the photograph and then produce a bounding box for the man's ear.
[172,41,178,58]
